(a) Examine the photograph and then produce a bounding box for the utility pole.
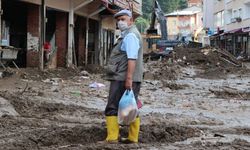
[39,0,46,70]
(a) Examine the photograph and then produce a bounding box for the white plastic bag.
[118,90,138,125]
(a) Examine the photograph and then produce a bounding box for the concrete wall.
[226,18,250,31]
[178,15,192,36]
[25,3,69,67]
[56,12,68,67]
[167,17,179,36]
[203,0,214,29]
[75,16,86,66]
[26,4,40,67]
[167,13,202,38]
[214,0,224,13]
[224,0,250,32]
[213,0,250,32]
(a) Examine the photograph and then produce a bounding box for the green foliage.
[138,0,188,33]
[178,0,188,9]
[142,0,188,20]
[142,0,154,20]
[135,17,149,33]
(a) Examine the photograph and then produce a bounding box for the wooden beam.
[88,6,106,17]
[74,0,93,11]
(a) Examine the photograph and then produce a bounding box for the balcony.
[231,17,242,23]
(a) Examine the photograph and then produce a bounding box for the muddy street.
[1,50,250,149]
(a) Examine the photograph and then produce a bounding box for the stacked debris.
[144,61,181,80]
[209,86,250,100]
[173,47,249,78]
[173,47,243,68]
[80,64,105,74]
[20,67,80,81]
[0,70,14,78]
[144,47,249,80]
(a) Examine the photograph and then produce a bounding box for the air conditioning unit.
[231,18,237,23]
[235,17,242,22]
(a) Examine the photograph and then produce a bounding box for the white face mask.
[117,20,129,31]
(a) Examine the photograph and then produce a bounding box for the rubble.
[80,70,90,76]
[162,80,189,90]
[0,47,250,149]
[144,61,181,80]
[0,69,15,78]
[89,82,106,88]
[42,78,63,85]
[173,47,243,67]
[209,86,250,100]
[144,47,250,79]
[0,97,19,117]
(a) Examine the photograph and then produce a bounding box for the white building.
[202,0,214,33]
[210,0,250,57]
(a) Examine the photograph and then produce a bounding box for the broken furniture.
[0,46,20,70]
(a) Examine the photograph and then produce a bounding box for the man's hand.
[125,78,133,89]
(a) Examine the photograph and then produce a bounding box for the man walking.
[104,9,143,144]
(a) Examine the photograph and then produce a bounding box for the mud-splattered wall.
[26,4,40,67]
[27,33,39,51]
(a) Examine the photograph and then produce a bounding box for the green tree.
[142,0,153,20]
[140,0,188,33]
[135,17,149,33]
[142,0,188,20]
[178,0,188,9]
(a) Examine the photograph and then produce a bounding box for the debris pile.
[20,67,80,81]
[144,61,181,80]
[209,86,250,100]
[173,47,243,68]
[144,47,249,79]
[81,64,105,74]
[0,68,16,78]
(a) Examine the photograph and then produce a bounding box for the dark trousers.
[105,81,141,116]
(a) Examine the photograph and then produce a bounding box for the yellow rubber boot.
[128,117,140,143]
[106,116,119,142]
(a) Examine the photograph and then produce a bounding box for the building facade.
[0,0,142,68]
[165,6,203,42]
[210,0,250,57]
[202,0,214,32]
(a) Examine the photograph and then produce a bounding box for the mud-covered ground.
[1,55,250,149]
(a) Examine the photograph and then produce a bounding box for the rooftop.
[165,6,202,16]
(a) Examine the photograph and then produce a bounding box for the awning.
[209,33,220,39]
[227,28,242,34]
[242,27,250,33]
[220,32,227,36]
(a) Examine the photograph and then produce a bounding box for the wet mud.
[1,50,250,149]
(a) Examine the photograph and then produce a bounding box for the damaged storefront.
[210,27,250,59]
[0,0,142,69]
[1,0,27,67]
